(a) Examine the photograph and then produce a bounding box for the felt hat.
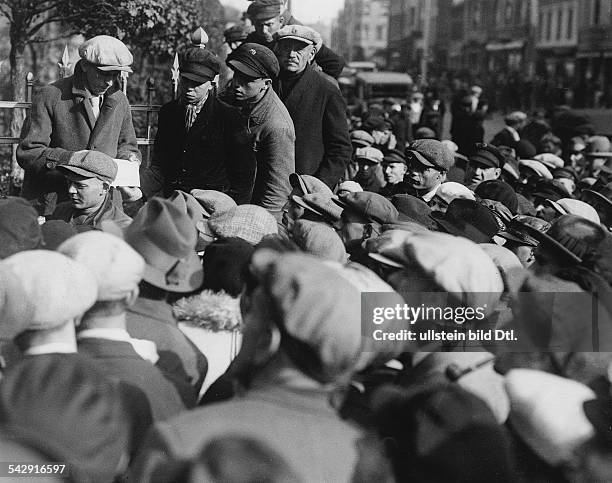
[545,198,600,224]
[123,198,203,293]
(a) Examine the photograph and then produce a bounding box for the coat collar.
[280,64,315,109]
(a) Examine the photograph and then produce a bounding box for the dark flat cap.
[57,150,117,184]
[246,0,283,21]
[180,47,221,83]
[469,144,505,169]
[406,139,454,172]
[227,42,279,79]
[475,180,518,214]
[431,199,499,243]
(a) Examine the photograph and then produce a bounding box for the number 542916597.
[5,464,67,476]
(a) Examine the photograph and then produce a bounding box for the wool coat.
[17,61,140,215]
[277,65,352,189]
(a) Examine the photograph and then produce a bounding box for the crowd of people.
[1,0,612,481]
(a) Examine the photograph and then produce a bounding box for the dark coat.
[277,65,352,189]
[49,191,132,231]
[17,61,140,215]
[126,297,208,402]
[77,338,185,421]
[144,94,237,198]
[223,88,295,215]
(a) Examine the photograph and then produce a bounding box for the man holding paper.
[49,150,132,231]
[17,35,141,216]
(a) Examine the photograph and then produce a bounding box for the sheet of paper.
[112,159,141,187]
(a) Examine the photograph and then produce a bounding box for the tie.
[90,96,100,120]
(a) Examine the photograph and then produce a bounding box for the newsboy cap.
[227,42,280,79]
[406,139,454,172]
[246,0,283,21]
[57,150,118,184]
[355,146,384,164]
[274,25,323,52]
[335,192,399,225]
[0,250,98,338]
[469,144,505,169]
[350,130,375,147]
[78,35,133,73]
[180,47,221,83]
[224,25,250,43]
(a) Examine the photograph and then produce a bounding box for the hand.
[127,152,141,164]
[118,186,142,202]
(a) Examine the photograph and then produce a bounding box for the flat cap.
[57,150,117,184]
[383,149,407,165]
[224,25,251,43]
[291,192,343,223]
[534,153,564,169]
[585,135,612,157]
[350,130,375,147]
[518,159,553,180]
[335,192,399,224]
[190,189,237,218]
[355,146,384,164]
[0,250,98,337]
[58,231,145,302]
[505,111,527,124]
[78,35,133,73]
[289,174,333,196]
[406,139,454,172]
[180,47,221,83]
[227,42,280,79]
[247,0,283,21]
[274,25,323,53]
[469,144,505,169]
[199,204,278,245]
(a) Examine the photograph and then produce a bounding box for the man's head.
[224,25,250,52]
[57,151,117,213]
[585,136,612,176]
[355,146,383,177]
[467,144,504,188]
[227,43,279,103]
[78,36,133,96]
[274,25,321,75]
[505,111,527,130]
[382,150,408,185]
[405,139,453,192]
[247,0,285,42]
[178,47,221,105]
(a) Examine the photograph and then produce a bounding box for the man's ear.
[125,286,139,308]
[308,47,316,63]
[494,168,502,179]
[253,324,281,366]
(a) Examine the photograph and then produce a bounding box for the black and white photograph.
[0,0,612,481]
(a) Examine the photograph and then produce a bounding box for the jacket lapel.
[80,97,97,131]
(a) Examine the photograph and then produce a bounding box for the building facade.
[332,0,389,66]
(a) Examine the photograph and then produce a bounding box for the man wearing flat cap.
[467,143,505,190]
[18,35,140,216]
[245,0,345,79]
[405,139,454,205]
[223,42,295,219]
[145,45,236,199]
[273,25,352,190]
[49,150,132,231]
[380,149,411,197]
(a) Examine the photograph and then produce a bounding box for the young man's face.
[383,162,407,185]
[231,71,268,103]
[408,161,444,191]
[179,77,213,105]
[82,62,119,96]
[67,176,107,212]
[276,39,314,74]
[467,162,500,188]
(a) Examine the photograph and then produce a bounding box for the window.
[557,8,563,40]
[592,0,602,25]
[505,0,514,24]
[539,7,545,41]
[567,6,574,39]
[364,23,370,40]
[472,1,482,27]
[376,25,384,41]
[546,10,553,41]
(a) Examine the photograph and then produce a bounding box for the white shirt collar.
[24,342,77,356]
[505,125,520,142]
[421,184,440,203]
[78,328,159,364]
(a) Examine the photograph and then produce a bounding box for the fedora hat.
[123,198,203,293]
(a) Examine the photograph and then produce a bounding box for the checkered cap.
[207,205,278,245]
